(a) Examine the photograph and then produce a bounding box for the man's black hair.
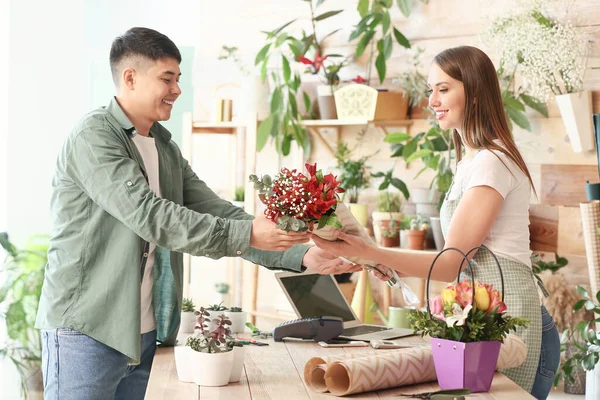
[109,27,181,85]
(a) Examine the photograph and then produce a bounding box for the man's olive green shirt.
[35,97,308,363]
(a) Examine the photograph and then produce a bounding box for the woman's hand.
[310,230,375,259]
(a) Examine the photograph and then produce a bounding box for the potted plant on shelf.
[334,140,372,227]
[224,306,247,334]
[0,232,49,399]
[372,191,403,245]
[185,308,234,387]
[378,219,400,248]
[405,215,428,250]
[180,297,196,334]
[254,0,345,157]
[483,8,592,152]
[232,186,245,209]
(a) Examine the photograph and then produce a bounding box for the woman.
[313,46,560,399]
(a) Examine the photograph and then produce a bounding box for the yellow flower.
[441,288,457,306]
[474,285,490,311]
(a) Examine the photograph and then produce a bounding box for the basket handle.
[425,247,475,314]
[457,245,505,301]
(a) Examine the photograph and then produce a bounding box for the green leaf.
[378,180,390,190]
[282,56,291,83]
[260,59,268,82]
[520,93,548,117]
[355,30,375,58]
[574,299,587,311]
[402,137,419,160]
[382,11,391,34]
[257,114,276,151]
[282,133,292,156]
[316,0,326,6]
[255,44,271,66]
[406,149,434,163]
[314,10,343,21]
[371,171,385,178]
[393,27,411,49]
[585,300,597,311]
[321,29,341,43]
[577,286,590,298]
[270,88,282,114]
[272,19,297,37]
[391,178,410,200]
[375,51,386,83]
[383,35,393,60]
[397,0,412,17]
[532,10,553,28]
[275,33,289,48]
[289,92,299,118]
[303,91,311,114]
[506,107,531,131]
[357,0,369,17]
[503,95,525,111]
[597,290,600,304]
[385,132,411,143]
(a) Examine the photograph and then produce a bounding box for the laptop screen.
[278,274,356,322]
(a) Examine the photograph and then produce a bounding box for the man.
[36,27,359,400]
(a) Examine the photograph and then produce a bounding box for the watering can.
[369,302,413,329]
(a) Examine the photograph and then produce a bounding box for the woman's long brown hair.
[433,46,537,197]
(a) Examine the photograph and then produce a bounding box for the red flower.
[352,75,366,84]
[298,52,329,74]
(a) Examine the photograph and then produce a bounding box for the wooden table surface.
[146,336,534,400]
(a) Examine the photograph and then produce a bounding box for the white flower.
[482,8,589,101]
[445,304,473,328]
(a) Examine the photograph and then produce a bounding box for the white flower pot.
[229,346,246,383]
[174,346,194,383]
[410,188,440,205]
[372,211,403,245]
[224,310,247,334]
[334,84,378,121]
[555,91,594,152]
[191,350,234,387]
[180,311,196,334]
[317,85,337,119]
[585,332,600,399]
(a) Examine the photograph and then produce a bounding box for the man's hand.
[249,215,310,251]
[301,246,362,275]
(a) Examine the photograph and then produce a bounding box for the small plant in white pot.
[372,191,403,245]
[226,337,245,383]
[179,297,196,334]
[186,307,234,387]
[225,306,247,334]
[214,282,231,305]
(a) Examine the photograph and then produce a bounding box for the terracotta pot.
[406,230,426,250]
[381,233,400,248]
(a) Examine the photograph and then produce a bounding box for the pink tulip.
[430,295,444,315]
[455,280,473,308]
[487,289,507,314]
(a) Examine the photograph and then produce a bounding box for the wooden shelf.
[190,118,414,135]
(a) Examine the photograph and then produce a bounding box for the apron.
[439,179,545,393]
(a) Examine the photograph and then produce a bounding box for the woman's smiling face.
[427,63,466,131]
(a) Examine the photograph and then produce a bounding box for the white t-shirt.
[447,148,532,267]
[132,134,161,334]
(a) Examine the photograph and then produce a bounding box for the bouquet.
[250,163,419,305]
[409,279,530,343]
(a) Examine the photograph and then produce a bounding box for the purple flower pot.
[430,337,501,393]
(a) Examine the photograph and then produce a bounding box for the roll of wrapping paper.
[312,202,420,305]
[304,334,527,396]
[580,201,600,295]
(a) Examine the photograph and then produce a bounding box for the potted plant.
[395,46,429,119]
[405,215,428,250]
[483,8,592,152]
[205,302,229,331]
[254,0,344,157]
[224,306,247,334]
[378,219,400,248]
[372,191,403,245]
[0,232,49,399]
[186,307,234,386]
[180,297,196,334]
[554,286,600,394]
[410,262,529,392]
[232,186,245,209]
[334,140,372,227]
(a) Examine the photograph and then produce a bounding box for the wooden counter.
[146,336,534,400]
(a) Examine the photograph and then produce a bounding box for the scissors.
[396,388,471,399]
[236,337,269,346]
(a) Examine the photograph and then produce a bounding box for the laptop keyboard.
[341,325,391,336]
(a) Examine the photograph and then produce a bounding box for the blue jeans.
[530,305,561,399]
[41,328,157,400]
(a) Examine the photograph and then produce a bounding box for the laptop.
[275,271,416,341]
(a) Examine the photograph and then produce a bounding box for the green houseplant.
[0,232,49,398]
[224,306,247,334]
[372,191,404,246]
[254,0,345,156]
[334,140,372,204]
